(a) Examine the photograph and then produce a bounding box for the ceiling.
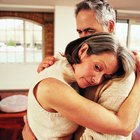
[0,0,140,12]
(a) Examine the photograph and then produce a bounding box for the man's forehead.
[76,14,103,29]
[76,10,97,22]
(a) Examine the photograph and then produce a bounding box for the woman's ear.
[78,43,89,59]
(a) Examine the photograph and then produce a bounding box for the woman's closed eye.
[103,74,112,80]
[94,64,103,71]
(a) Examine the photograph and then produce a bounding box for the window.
[115,19,128,47]
[128,21,140,51]
[116,19,140,52]
[0,18,43,63]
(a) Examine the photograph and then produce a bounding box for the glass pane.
[6,19,15,30]
[25,21,34,30]
[0,18,43,63]
[115,21,128,47]
[0,19,6,30]
[26,50,34,62]
[129,24,140,51]
[34,41,42,51]
[7,46,24,62]
[34,31,42,41]
[34,50,42,62]
[0,31,6,41]
[15,49,24,63]
[26,49,42,62]
[25,30,33,45]
[34,24,42,31]
[7,31,15,41]
[14,19,23,30]
[15,31,23,44]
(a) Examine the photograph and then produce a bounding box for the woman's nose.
[92,75,102,85]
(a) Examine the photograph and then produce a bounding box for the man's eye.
[85,29,96,34]
[77,30,82,34]
[87,30,95,33]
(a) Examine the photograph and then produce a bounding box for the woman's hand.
[37,56,56,73]
[22,115,36,140]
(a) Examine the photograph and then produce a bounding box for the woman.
[27,32,136,140]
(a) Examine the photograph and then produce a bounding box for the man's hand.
[134,52,140,72]
[132,52,140,140]
[132,124,140,140]
[37,56,56,73]
[133,52,140,78]
[22,115,36,140]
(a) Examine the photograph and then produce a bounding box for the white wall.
[0,63,38,90]
[54,6,78,54]
[0,5,78,90]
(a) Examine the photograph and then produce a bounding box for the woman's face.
[73,44,119,88]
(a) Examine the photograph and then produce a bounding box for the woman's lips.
[84,78,95,86]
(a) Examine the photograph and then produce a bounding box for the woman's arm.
[22,74,140,140]
[37,52,140,136]
[43,74,140,136]
[22,53,140,140]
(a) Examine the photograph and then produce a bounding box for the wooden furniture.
[0,90,28,140]
[0,111,26,140]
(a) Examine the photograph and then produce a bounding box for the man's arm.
[132,123,140,140]
[22,116,36,140]
[117,52,140,133]
[117,75,140,132]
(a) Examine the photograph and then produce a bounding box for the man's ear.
[108,20,115,33]
[78,43,89,59]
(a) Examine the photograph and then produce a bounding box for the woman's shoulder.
[36,77,77,110]
[38,78,72,96]
[35,78,71,110]
[39,78,67,91]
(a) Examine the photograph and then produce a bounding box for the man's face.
[76,10,109,38]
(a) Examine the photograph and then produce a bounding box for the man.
[23,0,140,139]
